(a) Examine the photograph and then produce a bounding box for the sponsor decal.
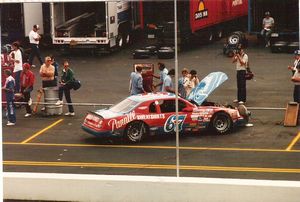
[195,0,208,20]
[164,115,187,133]
[137,114,165,120]
[108,111,136,131]
[232,0,243,6]
[108,112,166,131]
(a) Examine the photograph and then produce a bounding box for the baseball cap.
[265,11,270,16]
[33,24,40,30]
[23,63,31,69]
[294,50,300,55]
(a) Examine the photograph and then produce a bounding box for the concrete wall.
[4,172,300,202]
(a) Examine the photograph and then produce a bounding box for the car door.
[157,98,188,134]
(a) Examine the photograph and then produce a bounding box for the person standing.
[288,50,300,75]
[232,48,248,103]
[291,64,300,103]
[261,11,274,47]
[9,41,23,93]
[56,60,75,116]
[162,68,175,93]
[185,69,200,97]
[28,24,43,66]
[20,63,35,117]
[40,56,56,88]
[153,62,168,91]
[130,66,145,95]
[178,68,189,98]
[2,69,16,126]
[50,55,59,85]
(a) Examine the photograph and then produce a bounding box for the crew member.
[162,68,175,93]
[291,61,300,103]
[261,11,274,47]
[20,63,35,117]
[130,66,145,95]
[29,24,43,66]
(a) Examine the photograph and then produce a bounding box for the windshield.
[109,98,139,113]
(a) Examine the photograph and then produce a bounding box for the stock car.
[82,72,250,142]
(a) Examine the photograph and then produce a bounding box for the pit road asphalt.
[3,37,300,181]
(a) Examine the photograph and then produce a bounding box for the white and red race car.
[82,72,250,142]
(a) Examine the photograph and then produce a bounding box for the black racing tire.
[133,49,151,59]
[157,47,175,59]
[124,121,148,143]
[211,112,233,134]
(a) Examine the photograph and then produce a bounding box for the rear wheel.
[211,112,232,134]
[124,121,148,143]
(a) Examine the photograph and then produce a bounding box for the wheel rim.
[127,122,146,142]
[229,35,239,44]
[126,34,130,44]
[214,115,229,132]
[118,36,123,47]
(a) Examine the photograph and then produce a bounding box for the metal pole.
[299,0,300,49]
[174,0,180,178]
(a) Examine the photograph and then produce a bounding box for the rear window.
[109,98,139,113]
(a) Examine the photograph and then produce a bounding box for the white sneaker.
[245,123,254,127]
[28,98,32,106]
[31,65,36,68]
[41,107,45,111]
[24,113,31,117]
[7,122,15,126]
[56,100,63,105]
[65,112,75,116]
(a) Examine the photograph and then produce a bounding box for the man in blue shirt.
[162,69,175,93]
[2,69,16,126]
[130,66,145,95]
[153,62,168,91]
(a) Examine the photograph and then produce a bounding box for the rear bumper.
[81,125,122,138]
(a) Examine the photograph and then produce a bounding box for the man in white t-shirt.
[29,24,43,66]
[291,53,300,103]
[261,11,275,47]
[232,48,248,103]
[9,41,23,93]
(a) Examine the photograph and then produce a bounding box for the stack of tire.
[133,45,175,59]
[223,31,248,57]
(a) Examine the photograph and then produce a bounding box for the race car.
[82,72,250,142]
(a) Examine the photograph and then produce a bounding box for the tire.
[124,121,148,143]
[228,33,241,45]
[157,47,175,59]
[211,112,232,134]
[133,49,150,59]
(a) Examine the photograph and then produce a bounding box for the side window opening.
[149,102,156,113]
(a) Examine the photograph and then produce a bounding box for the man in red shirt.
[20,63,35,117]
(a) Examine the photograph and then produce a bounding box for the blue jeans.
[6,93,16,123]
[14,70,21,93]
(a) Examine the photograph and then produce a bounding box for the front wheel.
[211,112,232,134]
[124,121,148,143]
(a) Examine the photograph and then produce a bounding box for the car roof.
[129,93,176,103]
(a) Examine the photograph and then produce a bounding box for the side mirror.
[182,107,193,112]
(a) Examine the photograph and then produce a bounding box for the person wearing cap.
[185,69,200,97]
[9,41,23,93]
[162,68,175,93]
[178,68,189,98]
[40,56,56,88]
[20,63,35,117]
[261,11,274,47]
[288,50,300,75]
[29,24,43,66]
[291,61,300,103]
[2,69,16,126]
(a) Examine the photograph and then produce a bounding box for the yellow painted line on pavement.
[4,160,300,174]
[286,132,300,151]
[21,119,64,144]
[3,142,300,153]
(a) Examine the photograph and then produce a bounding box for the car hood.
[94,109,123,119]
[186,72,228,105]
